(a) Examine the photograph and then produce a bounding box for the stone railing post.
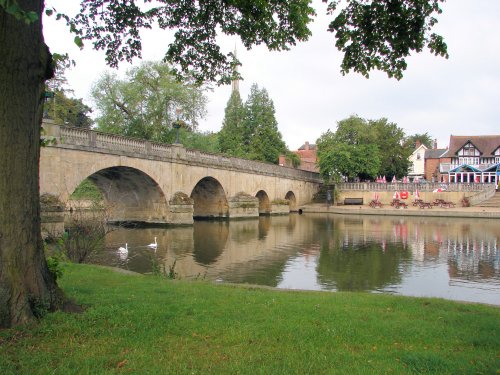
[89,131,96,148]
[171,144,186,159]
[41,119,60,139]
[145,141,152,156]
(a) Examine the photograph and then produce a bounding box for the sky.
[43,0,500,151]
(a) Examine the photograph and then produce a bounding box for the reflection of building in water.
[329,215,499,283]
[444,237,499,280]
[336,217,411,252]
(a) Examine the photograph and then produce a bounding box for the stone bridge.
[40,120,322,225]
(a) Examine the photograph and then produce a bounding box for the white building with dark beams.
[440,135,500,184]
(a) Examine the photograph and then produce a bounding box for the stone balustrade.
[337,182,496,193]
[42,121,321,183]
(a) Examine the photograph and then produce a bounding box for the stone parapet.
[42,122,321,183]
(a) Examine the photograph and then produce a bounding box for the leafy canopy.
[91,60,207,142]
[65,0,316,84]
[44,54,93,128]
[404,132,434,149]
[317,115,412,182]
[41,0,448,83]
[327,0,448,79]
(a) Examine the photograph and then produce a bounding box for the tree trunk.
[0,1,63,327]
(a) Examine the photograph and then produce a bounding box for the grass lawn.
[0,263,499,374]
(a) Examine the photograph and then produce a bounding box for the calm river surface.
[95,213,500,305]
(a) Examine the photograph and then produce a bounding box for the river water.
[94,213,500,305]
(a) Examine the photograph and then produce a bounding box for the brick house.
[279,141,319,173]
[424,140,448,182]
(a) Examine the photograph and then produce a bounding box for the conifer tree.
[218,90,245,156]
[243,84,287,164]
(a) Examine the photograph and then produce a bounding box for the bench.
[344,198,363,205]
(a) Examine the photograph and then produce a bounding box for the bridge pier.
[168,192,194,225]
[228,193,259,219]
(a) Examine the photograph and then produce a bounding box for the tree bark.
[0,0,63,327]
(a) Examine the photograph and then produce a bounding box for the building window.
[416,153,421,160]
[459,157,479,165]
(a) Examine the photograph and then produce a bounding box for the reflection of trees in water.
[317,240,412,292]
[193,221,229,265]
[216,258,287,287]
[309,215,412,291]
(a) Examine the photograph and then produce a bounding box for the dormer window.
[464,143,475,156]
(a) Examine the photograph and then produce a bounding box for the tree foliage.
[243,84,287,163]
[327,0,448,79]
[91,61,207,142]
[404,132,434,149]
[370,117,411,178]
[44,90,93,128]
[49,0,448,83]
[317,115,411,182]
[179,129,220,153]
[218,90,246,157]
[219,84,287,164]
[43,53,93,127]
[69,0,316,84]
[317,123,381,182]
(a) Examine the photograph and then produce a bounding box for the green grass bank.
[1,264,499,374]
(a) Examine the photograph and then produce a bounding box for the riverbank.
[1,263,498,374]
[300,202,500,218]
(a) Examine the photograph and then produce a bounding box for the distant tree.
[285,151,301,168]
[44,90,93,128]
[370,118,411,179]
[317,115,412,181]
[181,130,220,153]
[331,115,375,145]
[218,84,287,164]
[43,54,93,127]
[243,84,287,163]
[405,133,434,149]
[218,91,245,157]
[91,61,207,142]
[317,126,381,182]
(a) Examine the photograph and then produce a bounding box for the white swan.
[118,243,128,260]
[148,237,158,249]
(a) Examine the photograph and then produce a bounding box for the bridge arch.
[191,177,229,219]
[285,191,297,211]
[78,166,168,223]
[255,190,271,215]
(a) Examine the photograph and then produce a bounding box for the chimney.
[415,140,421,148]
[305,141,310,150]
[434,139,437,150]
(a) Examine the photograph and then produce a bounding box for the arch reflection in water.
[101,213,500,305]
[193,221,229,265]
